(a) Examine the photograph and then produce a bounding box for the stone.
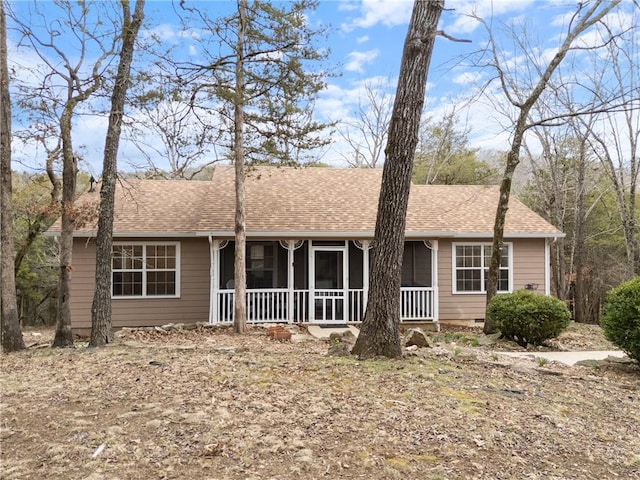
[329,332,343,342]
[328,342,352,357]
[341,330,357,344]
[477,333,502,346]
[404,328,430,348]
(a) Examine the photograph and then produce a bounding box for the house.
[49,166,562,332]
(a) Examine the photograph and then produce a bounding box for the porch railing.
[215,287,435,323]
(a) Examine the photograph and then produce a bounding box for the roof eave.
[44,231,200,238]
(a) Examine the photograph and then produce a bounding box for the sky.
[7,0,638,175]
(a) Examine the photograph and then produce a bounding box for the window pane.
[455,246,464,267]
[483,245,492,267]
[112,247,124,269]
[147,271,175,296]
[498,269,509,291]
[500,246,509,268]
[113,271,142,296]
[457,268,481,292]
[133,246,143,269]
[469,246,481,267]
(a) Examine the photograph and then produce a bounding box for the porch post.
[287,240,295,323]
[362,240,370,311]
[431,239,439,321]
[210,238,220,324]
[308,241,314,322]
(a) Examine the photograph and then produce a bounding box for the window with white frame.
[112,242,180,298]
[453,243,511,293]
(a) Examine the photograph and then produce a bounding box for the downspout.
[545,238,555,296]
[208,235,214,323]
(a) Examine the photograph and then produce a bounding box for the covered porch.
[207,239,438,324]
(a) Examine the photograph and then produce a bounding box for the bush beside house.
[488,289,571,347]
[600,276,640,362]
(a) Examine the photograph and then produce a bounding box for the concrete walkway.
[306,325,360,340]
[496,350,626,366]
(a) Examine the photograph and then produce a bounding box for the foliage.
[488,290,571,347]
[12,172,92,326]
[600,277,640,362]
[413,112,497,185]
[175,0,333,165]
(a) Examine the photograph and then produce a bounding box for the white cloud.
[451,71,482,85]
[344,49,379,73]
[341,0,413,32]
[443,0,539,34]
[356,35,369,44]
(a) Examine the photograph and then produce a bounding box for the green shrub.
[600,276,640,362]
[487,290,571,347]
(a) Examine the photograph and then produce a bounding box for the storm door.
[310,247,347,323]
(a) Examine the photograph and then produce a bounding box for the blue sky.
[8,0,638,173]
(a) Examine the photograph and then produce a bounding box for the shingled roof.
[59,165,562,238]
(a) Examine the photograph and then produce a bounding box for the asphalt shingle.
[61,166,561,238]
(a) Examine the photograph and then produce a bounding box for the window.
[246,243,275,289]
[453,243,511,293]
[112,242,180,298]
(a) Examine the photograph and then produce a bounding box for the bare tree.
[9,0,120,346]
[337,78,393,168]
[1,0,25,353]
[90,0,145,347]
[351,0,445,359]
[478,0,623,334]
[124,69,223,179]
[413,110,494,185]
[580,14,639,277]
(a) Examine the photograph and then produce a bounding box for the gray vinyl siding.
[437,237,547,322]
[70,237,210,331]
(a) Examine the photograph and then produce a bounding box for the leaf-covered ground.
[1,324,639,480]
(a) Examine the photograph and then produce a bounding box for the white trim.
[111,241,181,299]
[451,242,513,295]
[544,238,551,296]
[195,230,457,239]
[309,244,348,323]
[431,239,439,321]
[47,230,564,240]
[287,240,295,324]
[450,232,565,239]
[193,230,565,239]
[211,238,220,324]
[361,240,370,311]
[48,231,199,238]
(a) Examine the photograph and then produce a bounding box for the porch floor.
[306,325,360,341]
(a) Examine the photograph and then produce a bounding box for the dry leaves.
[1,324,638,480]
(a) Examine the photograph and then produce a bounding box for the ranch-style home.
[49,166,562,332]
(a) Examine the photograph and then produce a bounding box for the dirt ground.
[1,323,638,480]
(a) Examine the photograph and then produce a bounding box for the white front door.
[310,247,348,323]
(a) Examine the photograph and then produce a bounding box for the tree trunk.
[233,0,248,334]
[1,0,26,352]
[90,0,145,347]
[52,103,77,348]
[351,0,444,359]
[483,0,620,334]
[573,143,588,323]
